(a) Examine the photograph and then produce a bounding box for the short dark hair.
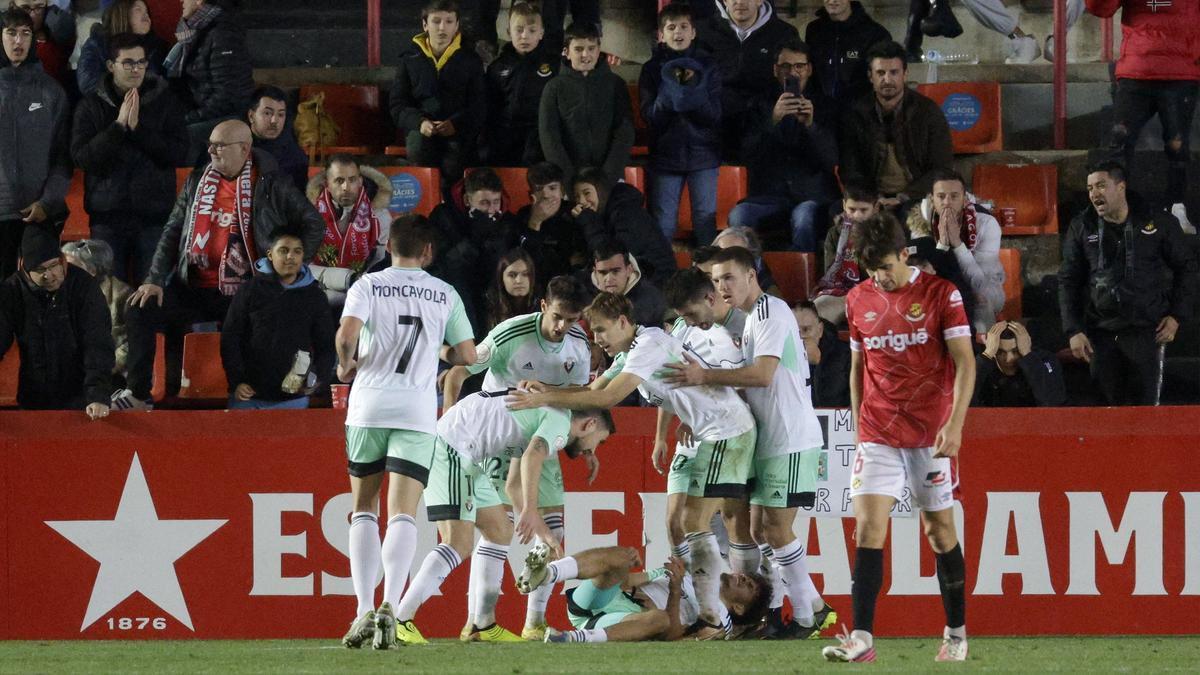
[465,167,504,196]
[324,153,360,173]
[1,7,34,31]
[249,85,288,115]
[657,2,693,29]
[508,1,541,23]
[573,166,609,192]
[664,267,715,309]
[421,0,459,21]
[106,32,145,62]
[709,246,757,272]
[843,183,878,204]
[792,299,818,315]
[267,225,304,247]
[591,238,630,265]
[775,37,810,61]
[564,21,601,45]
[929,168,966,193]
[544,275,590,313]
[572,407,616,434]
[729,572,773,627]
[527,162,565,192]
[389,214,439,259]
[1087,160,1127,184]
[584,291,634,323]
[690,245,721,267]
[865,40,908,69]
[853,212,908,270]
[999,325,1017,340]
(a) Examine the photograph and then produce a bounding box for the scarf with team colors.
[817,214,861,297]
[314,185,379,274]
[187,158,256,296]
[934,202,979,251]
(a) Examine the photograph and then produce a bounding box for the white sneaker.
[936,627,968,662]
[1004,35,1040,64]
[822,626,876,663]
[516,541,552,594]
[110,388,152,411]
[1044,35,1057,63]
[1172,203,1196,234]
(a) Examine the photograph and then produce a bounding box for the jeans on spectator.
[0,219,25,280]
[89,213,165,284]
[728,196,822,252]
[1088,326,1164,406]
[125,280,231,401]
[649,167,718,246]
[406,130,471,200]
[1107,79,1198,205]
[229,395,309,410]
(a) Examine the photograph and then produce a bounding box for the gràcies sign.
[1,408,1196,639]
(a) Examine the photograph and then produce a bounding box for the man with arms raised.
[336,214,477,650]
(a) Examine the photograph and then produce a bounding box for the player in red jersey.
[823,213,976,664]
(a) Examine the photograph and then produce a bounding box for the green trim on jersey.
[444,289,474,346]
[780,332,801,371]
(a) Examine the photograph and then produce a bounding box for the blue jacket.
[638,44,722,173]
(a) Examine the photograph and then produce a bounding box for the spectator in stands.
[485,247,540,331]
[390,0,486,195]
[1090,0,1199,233]
[914,168,1004,332]
[62,239,131,384]
[484,2,558,166]
[639,2,721,246]
[805,0,891,105]
[305,154,390,309]
[76,0,167,97]
[696,0,798,161]
[813,184,877,325]
[839,40,952,215]
[539,22,633,185]
[461,0,601,61]
[163,0,256,164]
[71,32,188,285]
[974,320,1065,407]
[1058,161,1198,406]
[119,120,324,408]
[712,225,782,299]
[429,167,517,334]
[0,227,113,417]
[587,238,667,329]
[729,38,839,254]
[247,86,308,192]
[906,212,978,331]
[0,6,70,281]
[905,0,1082,65]
[513,161,585,282]
[9,0,72,89]
[221,226,334,410]
[793,300,849,407]
[571,167,675,287]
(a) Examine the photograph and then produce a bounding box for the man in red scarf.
[813,184,879,325]
[117,120,323,408]
[306,155,391,310]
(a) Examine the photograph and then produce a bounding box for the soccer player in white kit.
[335,215,477,650]
[665,246,834,638]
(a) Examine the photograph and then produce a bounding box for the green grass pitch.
[2,637,1198,673]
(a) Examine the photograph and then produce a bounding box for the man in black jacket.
[163,0,256,164]
[838,41,953,214]
[484,2,559,166]
[119,120,324,407]
[974,321,1065,407]
[0,7,70,280]
[71,33,188,285]
[585,239,668,330]
[793,300,849,407]
[0,226,114,418]
[247,85,309,192]
[221,226,334,410]
[696,0,799,161]
[1058,161,1198,406]
[804,0,891,106]
[571,167,675,287]
[513,162,585,282]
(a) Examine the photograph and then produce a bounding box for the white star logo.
[45,454,227,631]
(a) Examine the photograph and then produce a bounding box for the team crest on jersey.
[464,497,474,512]
[905,303,925,322]
[1141,222,1157,234]
[553,435,566,451]
[476,342,492,362]
[537,63,553,76]
[949,289,963,306]
[564,359,576,373]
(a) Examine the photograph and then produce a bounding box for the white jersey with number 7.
[342,266,474,432]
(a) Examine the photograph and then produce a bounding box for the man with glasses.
[0,226,114,418]
[71,32,188,286]
[8,0,75,87]
[0,6,70,280]
[116,119,323,409]
[727,38,839,254]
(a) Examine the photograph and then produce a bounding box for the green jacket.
[537,61,633,183]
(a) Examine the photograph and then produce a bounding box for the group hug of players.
[334,210,974,663]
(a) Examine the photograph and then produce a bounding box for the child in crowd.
[512,162,587,281]
[485,2,559,166]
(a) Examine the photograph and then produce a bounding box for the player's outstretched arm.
[660,556,687,642]
[663,353,778,389]
[507,372,642,411]
[934,336,977,459]
[516,438,558,552]
[335,316,364,382]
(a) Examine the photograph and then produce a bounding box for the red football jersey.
[846,268,971,448]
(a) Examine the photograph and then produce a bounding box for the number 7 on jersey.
[395,315,425,374]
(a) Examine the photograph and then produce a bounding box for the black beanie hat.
[20,226,62,270]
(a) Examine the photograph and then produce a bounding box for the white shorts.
[850,443,956,512]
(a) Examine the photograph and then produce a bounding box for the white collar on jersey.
[908,266,920,283]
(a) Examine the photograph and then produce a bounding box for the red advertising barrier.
[2,407,1197,640]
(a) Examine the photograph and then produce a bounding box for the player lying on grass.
[516,544,772,642]
[382,391,614,647]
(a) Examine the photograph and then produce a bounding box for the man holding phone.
[727,38,840,254]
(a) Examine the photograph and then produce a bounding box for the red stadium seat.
[151,333,166,403]
[761,251,818,305]
[997,248,1022,321]
[623,166,645,195]
[61,170,88,242]
[378,166,442,217]
[297,84,382,156]
[674,249,692,269]
[675,165,747,240]
[916,81,1003,154]
[972,163,1059,235]
[493,167,533,211]
[0,344,18,407]
[178,332,227,400]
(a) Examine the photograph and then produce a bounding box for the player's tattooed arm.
[516,437,558,553]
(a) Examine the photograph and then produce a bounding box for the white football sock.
[348,512,381,617]
[546,555,579,586]
[671,540,693,567]
[380,514,417,608]
[396,543,462,622]
[686,531,726,626]
[526,517,564,627]
[568,628,607,643]
[471,538,510,628]
[773,538,819,626]
[727,541,760,575]
[759,543,785,610]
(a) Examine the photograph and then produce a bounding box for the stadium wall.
[2,407,1196,639]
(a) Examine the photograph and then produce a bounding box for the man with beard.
[248,86,308,191]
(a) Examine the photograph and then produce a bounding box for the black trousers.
[1107,79,1198,205]
[125,280,231,400]
[1089,326,1164,406]
[0,219,24,281]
